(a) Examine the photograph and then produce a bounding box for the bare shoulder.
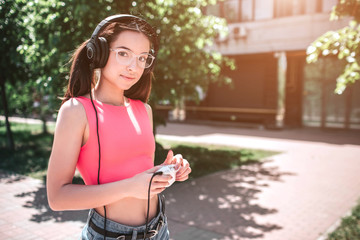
[59,98,86,119]
[56,98,87,132]
[143,102,152,114]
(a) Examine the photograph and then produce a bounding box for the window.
[206,0,328,22]
[221,0,256,23]
[275,0,294,17]
[322,0,337,13]
[293,0,306,15]
[206,3,222,17]
[275,0,316,17]
[255,0,274,20]
[240,0,254,21]
[305,0,322,14]
[224,0,240,22]
[316,0,322,13]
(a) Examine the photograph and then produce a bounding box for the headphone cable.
[90,93,107,240]
[90,90,158,240]
[144,171,163,240]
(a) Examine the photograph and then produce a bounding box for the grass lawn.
[1,120,277,181]
[0,121,55,179]
[327,202,360,240]
[155,138,278,179]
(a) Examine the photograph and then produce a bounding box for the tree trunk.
[41,117,48,134]
[0,77,15,150]
[40,98,48,134]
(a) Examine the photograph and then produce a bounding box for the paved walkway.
[1,122,360,240]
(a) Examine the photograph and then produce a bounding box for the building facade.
[180,0,360,129]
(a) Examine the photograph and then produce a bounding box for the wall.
[213,13,350,55]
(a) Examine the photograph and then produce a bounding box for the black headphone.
[86,14,159,71]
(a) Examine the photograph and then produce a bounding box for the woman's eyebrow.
[114,46,150,54]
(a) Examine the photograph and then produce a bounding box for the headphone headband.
[90,14,153,40]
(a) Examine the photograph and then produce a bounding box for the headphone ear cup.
[93,38,102,68]
[98,37,109,68]
[86,40,96,64]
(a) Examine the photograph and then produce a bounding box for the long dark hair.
[61,20,157,105]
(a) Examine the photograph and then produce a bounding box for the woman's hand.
[173,153,191,182]
[129,166,173,199]
[162,150,192,182]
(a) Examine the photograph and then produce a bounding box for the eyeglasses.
[109,48,155,69]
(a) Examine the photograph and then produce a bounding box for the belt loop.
[131,229,138,240]
[161,194,166,214]
[87,209,94,225]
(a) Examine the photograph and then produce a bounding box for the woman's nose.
[126,57,137,71]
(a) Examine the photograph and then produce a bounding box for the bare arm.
[47,99,171,211]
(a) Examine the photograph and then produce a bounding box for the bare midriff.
[94,196,159,226]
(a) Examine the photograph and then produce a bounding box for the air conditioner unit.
[233,26,247,39]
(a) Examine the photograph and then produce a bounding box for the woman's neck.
[92,82,127,107]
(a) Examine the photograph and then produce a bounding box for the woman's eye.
[118,51,128,57]
[139,55,148,62]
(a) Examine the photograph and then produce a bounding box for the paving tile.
[1,123,360,240]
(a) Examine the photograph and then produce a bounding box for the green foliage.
[328,202,360,240]
[6,0,234,128]
[0,0,31,149]
[5,81,34,117]
[306,0,360,94]
[132,0,235,105]
[17,0,123,121]
[0,0,29,85]
[330,0,360,22]
[0,121,55,178]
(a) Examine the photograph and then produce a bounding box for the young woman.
[46,14,191,240]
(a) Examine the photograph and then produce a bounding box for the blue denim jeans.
[81,195,169,240]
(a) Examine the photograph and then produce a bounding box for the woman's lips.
[121,75,135,80]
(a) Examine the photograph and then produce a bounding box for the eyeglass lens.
[113,48,154,69]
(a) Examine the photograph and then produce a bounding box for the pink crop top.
[75,96,155,185]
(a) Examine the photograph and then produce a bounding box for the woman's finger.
[176,167,191,181]
[153,174,173,183]
[176,159,189,175]
[174,154,183,164]
[176,175,189,182]
[182,159,189,167]
[162,150,174,165]
[151,181,170,189]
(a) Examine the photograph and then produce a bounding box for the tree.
[18,0,114,133]
[129,0,235,127]
[135,1,234,100]
[11,0,233,134]
[306,0,360,94]
[0,0,30,150]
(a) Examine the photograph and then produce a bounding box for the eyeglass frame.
[109,47,155,69]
